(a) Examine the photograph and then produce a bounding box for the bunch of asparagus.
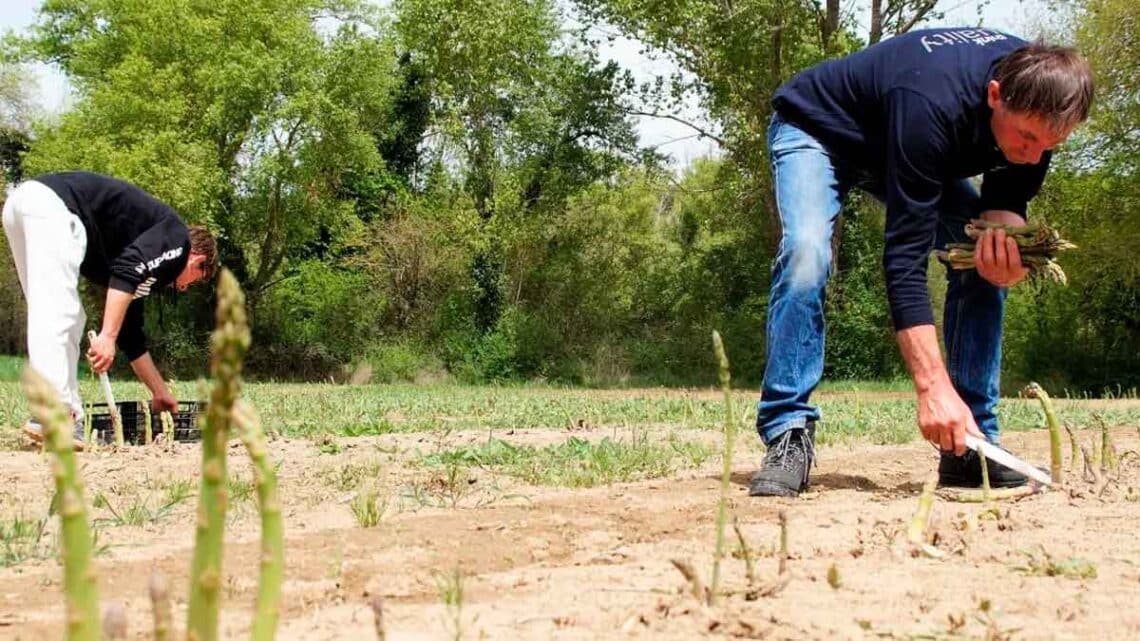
[936,220,1077,284]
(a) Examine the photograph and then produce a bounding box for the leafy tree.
[394,0,640,334]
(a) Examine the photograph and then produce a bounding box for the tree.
[13,0,401,300]
[0,63,36,182]
[394,0,639,333]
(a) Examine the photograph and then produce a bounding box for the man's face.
[987,80,1074,165]
[174,253,211,292]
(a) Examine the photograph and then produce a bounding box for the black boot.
[749,422,816,497]
[938,447,1028,488]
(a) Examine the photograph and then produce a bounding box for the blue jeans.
[757,113,1007,445]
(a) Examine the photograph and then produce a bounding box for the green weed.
[1013,547,1098,580]
[0,514,50,567]
[434,566,467,641]
[421,431,714,487]
[351,488,388,528]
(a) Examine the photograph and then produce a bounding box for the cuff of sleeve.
[122,344,148,362]
[891,305,936,331]
[977,199,1028,217]
[108,275,138,295]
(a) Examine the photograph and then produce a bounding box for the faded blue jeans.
[757,113,1007,445]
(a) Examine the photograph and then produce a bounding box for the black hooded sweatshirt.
[35,171,190,361]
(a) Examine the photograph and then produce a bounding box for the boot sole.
[748,480,804,497]
[937,474,1026,489]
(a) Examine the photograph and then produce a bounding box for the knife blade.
[965,434,1052,486]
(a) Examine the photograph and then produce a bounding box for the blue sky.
[2,0,1045,166]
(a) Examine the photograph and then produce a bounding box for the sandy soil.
[1,425,1139,641]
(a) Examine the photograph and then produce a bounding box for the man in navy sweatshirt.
[3,171,218,449]
[749,29,1094,496]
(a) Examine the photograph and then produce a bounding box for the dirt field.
[2,422,1139,641]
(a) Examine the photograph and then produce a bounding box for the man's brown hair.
[994,42,1094,133]
[188,225,218,279]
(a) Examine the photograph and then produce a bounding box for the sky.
[1,0,1048,167]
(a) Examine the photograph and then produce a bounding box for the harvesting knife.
[964,434,1052,486]
[88,329,121,442]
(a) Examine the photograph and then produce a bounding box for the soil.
[1,424,1138,641]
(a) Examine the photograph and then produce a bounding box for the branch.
[897,0,942,35]
[624,109,725,147]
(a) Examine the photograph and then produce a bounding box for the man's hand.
[917,382,985,455]
[151,388,178,414]
[87,333,117,374]
[974,211,1029,288]
[129,353,176,413]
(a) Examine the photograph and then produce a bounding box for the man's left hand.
[974,212,1030,288]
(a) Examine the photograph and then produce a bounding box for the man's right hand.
[917,382,983,455]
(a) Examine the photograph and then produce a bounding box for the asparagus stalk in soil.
[907,473,944,558]
[1024,382,1062,483]
[186,269,251,641]
[21,368,101,641]
[709,330,736,605]
[233,399,284,641]
[149,570,172,641]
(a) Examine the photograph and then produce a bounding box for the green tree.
[394,0,640,336]
[1003,0,1140,392]
[0,63,38,354]
[14,0,399,298]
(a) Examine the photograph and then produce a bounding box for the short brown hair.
[188,225,218,279]
[994,42,1094,133]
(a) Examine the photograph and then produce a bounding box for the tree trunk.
[823,0,840,51]
[869,0,884,44]
[468,119,502,334]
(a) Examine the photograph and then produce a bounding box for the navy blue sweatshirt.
[772,28,1050,330]
[36,171,190,361]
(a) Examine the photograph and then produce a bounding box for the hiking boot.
[938,447,1028,488]
[749,422,816,497]
[21,418,87,452]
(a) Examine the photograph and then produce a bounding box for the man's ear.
[987,80,1002,110]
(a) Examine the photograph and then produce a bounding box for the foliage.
[1001,0,1140,393]
[0,0,1136,391]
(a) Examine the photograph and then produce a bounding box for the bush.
[364,341,446,383]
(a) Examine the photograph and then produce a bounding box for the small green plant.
[92,488,191,528]
[0,514,51,568]
[163,479,195,506]
[92,493,151,527]
[434,567,467,641]
[420,431,713,488]
[351,488,388,528]
[1013,546,1097,580]
[317,438,343,455]
[320,460,383,492]
[827,562,842,589]
[975,598,1019,641]
[228,475,256,507]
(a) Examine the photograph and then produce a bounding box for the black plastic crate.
[86,400,204,445]
[87,401,144,445]
[150,400,205,443]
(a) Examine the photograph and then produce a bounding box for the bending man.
[3,171,217,448]
[750,29,1093,496]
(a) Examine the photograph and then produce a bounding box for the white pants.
[2,180,87,420]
